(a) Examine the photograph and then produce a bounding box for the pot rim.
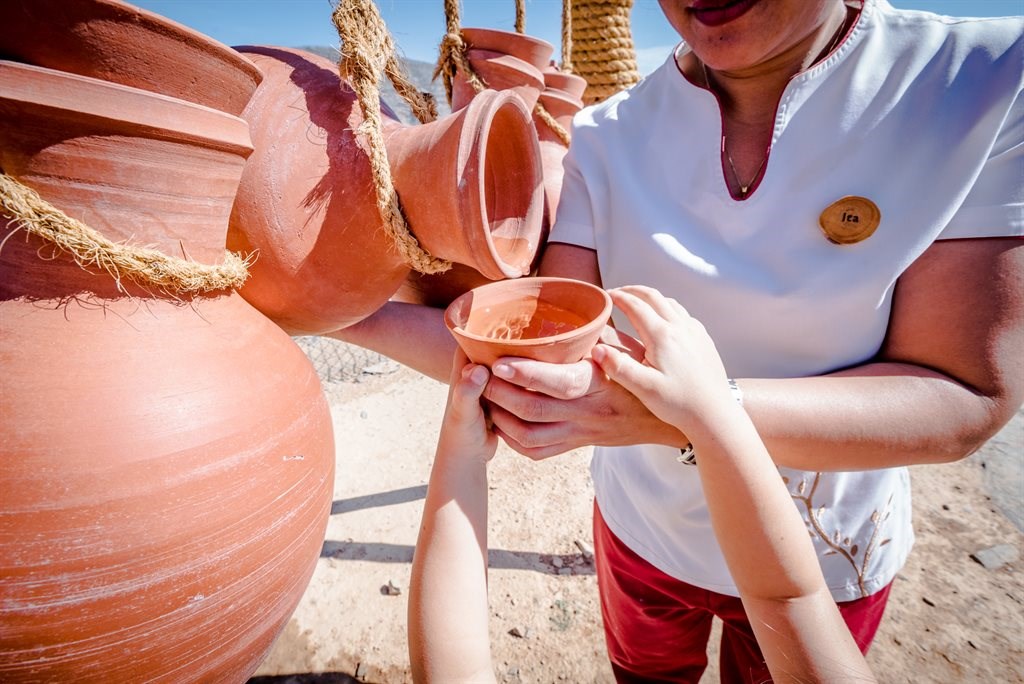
[0,0,262,115]
[458,89,544,280]
[460,27,555,71]
[0,60,252,155]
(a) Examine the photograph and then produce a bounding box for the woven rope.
[515,0,526,34]
[569,0,641,104]
[0,173,250,294]
[334,0,450,274]
[561,0,573,72]
[534,101,571,146]
[435,0,478,105]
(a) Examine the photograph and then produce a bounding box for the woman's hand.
[591,286,735,432]
[482,310,690,460]
[437,348,498,464]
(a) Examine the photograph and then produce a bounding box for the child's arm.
[408,351,498,684]
[592,286,876,684]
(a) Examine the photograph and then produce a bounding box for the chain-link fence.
[293,336,401,401]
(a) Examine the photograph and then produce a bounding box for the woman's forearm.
[740,360,1014,471]
[328,301,456,382]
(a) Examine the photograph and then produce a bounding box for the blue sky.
[134,0,1022,74]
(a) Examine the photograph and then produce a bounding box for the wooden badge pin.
[819,196,881,245]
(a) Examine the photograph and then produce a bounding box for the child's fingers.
[607,289,669,349]
[451,364,489,409]
[446,364,489,427]
[613,285,685,322]
[447,346,472,387]
[592,343,656,398]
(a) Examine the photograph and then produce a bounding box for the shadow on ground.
[249,675,358,683]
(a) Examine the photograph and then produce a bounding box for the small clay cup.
[445,277,612,367]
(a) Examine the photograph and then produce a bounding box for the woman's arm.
[592,287,875,683]
[328,301,456,383]
[485,238,1024,470]
[408,354,497,683]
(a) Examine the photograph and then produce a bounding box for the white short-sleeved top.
[550,0,1023,601]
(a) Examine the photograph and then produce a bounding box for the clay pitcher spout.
[386,88,543,282]
[230,46,543,335]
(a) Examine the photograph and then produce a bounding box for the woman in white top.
[337,0,1023,679]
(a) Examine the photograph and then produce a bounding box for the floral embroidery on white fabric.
[784,472,894,598]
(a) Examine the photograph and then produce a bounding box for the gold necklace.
[699,9,851,197]
[722,133,768,196]
[701,61,769,197]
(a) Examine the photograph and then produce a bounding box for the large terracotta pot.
[0,0,262,116]
[228,46,543,335]
[0,60,334,682]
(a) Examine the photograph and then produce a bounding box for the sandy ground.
[250,340,1023,683]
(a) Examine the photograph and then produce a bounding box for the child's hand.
[591,286,734,431]
[437,348,498,463]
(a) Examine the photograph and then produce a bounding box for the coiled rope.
[569,0,641,104]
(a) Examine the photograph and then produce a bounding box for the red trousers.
[593,501,892,683]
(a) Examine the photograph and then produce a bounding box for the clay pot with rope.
[229,46,544,334]
[534,88,584,233]
[0,60,334,681]
[451,49,546,112]
[0,0,262,116]
[543,66,588,101]
[461,27,555,71]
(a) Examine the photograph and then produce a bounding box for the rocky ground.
[249,338,1023,684]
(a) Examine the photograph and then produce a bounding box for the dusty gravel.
[251,344,1023,684]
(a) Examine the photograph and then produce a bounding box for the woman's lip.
[689,0,760,27]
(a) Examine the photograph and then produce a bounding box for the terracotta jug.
[393,30,555,309]
[451,48,545,112]
[445,277,612,367]
[228,46,544,335]
[461,27,555,72]
[543,67,588,101]
[534,89,584,234]
[0,60,334,682]
[0,0,262,116]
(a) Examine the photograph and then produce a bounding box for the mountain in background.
[297,46,451,124]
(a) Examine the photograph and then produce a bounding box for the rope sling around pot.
[332,0,452,275]
[0,172,250,295]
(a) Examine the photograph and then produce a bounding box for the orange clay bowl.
[445,277,612,367]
